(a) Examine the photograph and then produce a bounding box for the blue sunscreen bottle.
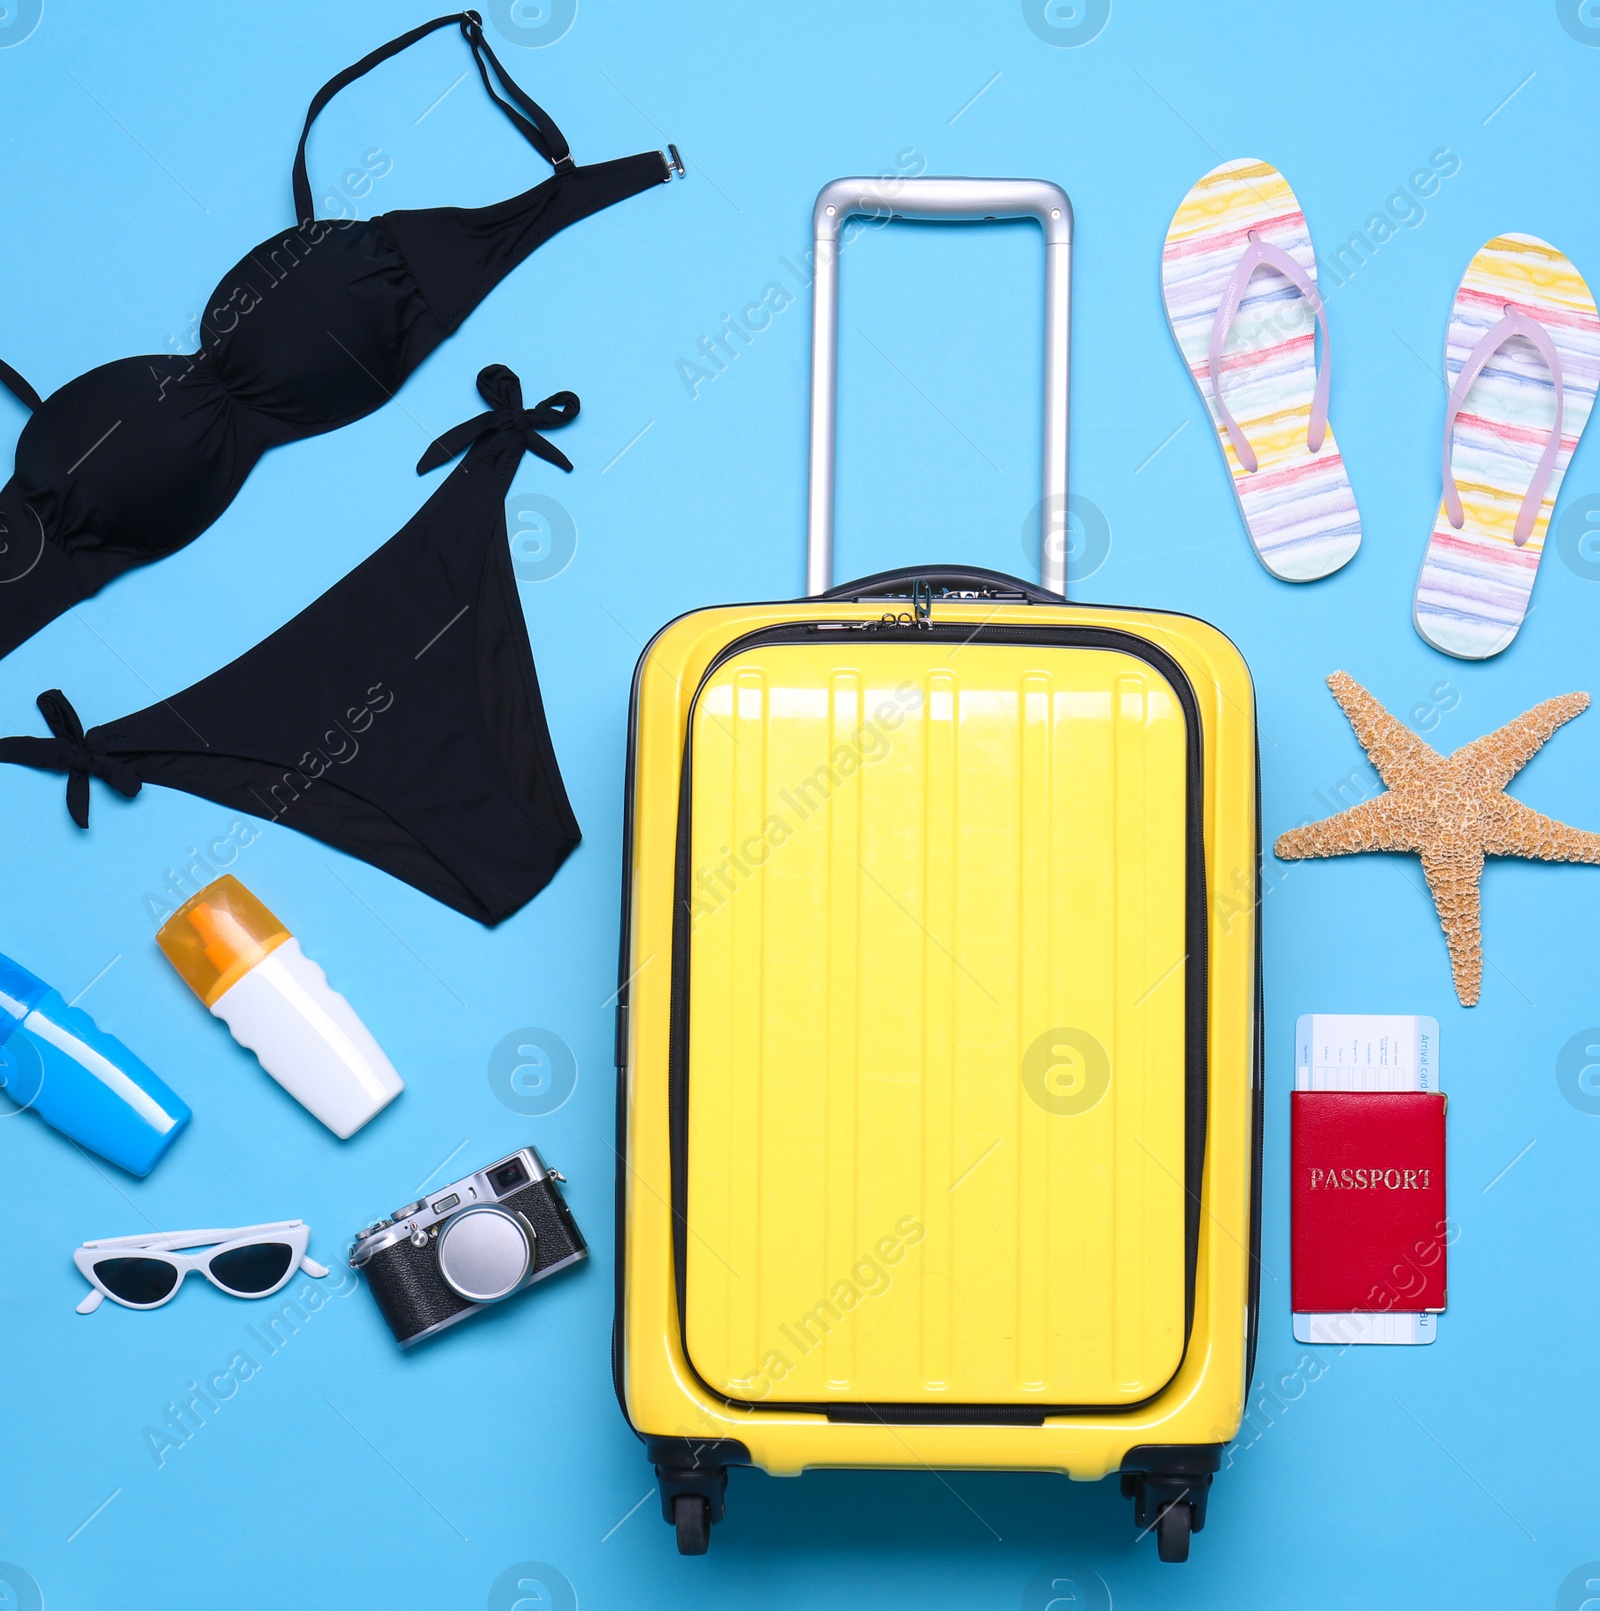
[0,951,191,1176]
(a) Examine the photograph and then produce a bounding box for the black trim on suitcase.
[611,635,648,1430]
[662,614,1210,1422]
[1245,734,1265,1393]
[828,1403,1048,1425]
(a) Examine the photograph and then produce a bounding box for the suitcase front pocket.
[669,624,1208,1416]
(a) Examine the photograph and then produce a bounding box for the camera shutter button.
[435,1205,533,1302]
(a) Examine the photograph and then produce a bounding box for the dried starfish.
[1275,672,1600,1005]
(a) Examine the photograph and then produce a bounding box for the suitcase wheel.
[1123,1462,1210,1564]
[654,1455,727,1555]
[673,1494,711,1555]
[1155,1500,1193,1564]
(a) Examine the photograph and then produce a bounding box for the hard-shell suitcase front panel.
[679,637,1192,1408]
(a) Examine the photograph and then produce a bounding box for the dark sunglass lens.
[208,1242,294,1294]
[94,1257,179,1305]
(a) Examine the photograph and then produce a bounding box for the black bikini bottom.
[0,366,582,926]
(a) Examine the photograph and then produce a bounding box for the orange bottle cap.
[156,875,290,1008]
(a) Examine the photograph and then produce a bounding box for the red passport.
[1291,1090,1447,1313]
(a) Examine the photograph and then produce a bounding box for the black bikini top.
[0,10,679,660]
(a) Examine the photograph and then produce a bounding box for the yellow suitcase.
[614,177,1261,1561]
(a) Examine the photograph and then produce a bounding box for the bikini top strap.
[458,12,574,173]
[291,10,573,226]
[0,357,40,411]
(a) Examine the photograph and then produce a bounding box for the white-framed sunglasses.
[74,1221,328,1313]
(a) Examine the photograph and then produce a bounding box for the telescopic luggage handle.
[805,176,1074,599]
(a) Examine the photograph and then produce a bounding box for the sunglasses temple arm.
[300,1254,330,1278]
[76,1287,105,1314]
[81,1221,306,1252]
[81,1227,237,1251]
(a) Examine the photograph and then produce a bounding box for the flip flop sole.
[1162,158,1360,583]
[1413,233,1600,660]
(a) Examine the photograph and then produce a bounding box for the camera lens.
[436,1205,532,1302]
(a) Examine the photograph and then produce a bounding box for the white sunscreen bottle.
[157,875,403,1138]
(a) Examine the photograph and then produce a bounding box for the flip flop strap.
[1441,309,1566,547]
[1206,232,1331,474]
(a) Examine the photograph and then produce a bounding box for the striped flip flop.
[1162,158,1360,582]
[1412,234,1600,660]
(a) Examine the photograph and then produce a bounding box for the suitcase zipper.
[664,616,1213,1421]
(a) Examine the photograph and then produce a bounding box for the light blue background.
[1,2,1598,1606]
